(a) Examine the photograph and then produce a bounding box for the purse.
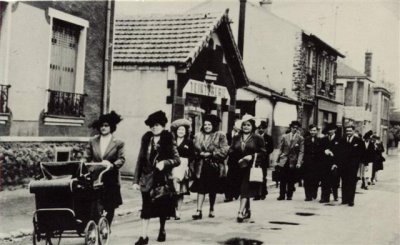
[249,154,263,183]
[149,171,174,202]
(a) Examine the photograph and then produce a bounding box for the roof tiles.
[114,12,225,65]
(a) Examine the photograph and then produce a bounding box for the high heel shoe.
[237,212,244,223]
[157,230,166,242]
[192,210,202,220]
[209,210,215,218]
[243,209,251,219]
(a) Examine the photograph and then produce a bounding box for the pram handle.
[84,162,112,187]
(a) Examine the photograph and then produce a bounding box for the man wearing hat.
[320,123,341,203]
[276,120,304,200]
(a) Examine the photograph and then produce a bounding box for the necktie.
[347,136,351,143]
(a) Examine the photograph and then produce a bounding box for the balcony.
[46,90,86,117]
[0,84,11,114]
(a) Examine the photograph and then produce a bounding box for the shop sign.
[184,79,229,100]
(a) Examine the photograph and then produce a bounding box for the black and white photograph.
[0,0,399,244]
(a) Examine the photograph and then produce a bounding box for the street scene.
[0,0,399,245]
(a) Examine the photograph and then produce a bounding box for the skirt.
[240,166,262,198]
[140,191,176,219]
[190,162,224,194]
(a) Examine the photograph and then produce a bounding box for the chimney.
[365,52,372,77]
[259,0,272,11]
[238,0,246,57]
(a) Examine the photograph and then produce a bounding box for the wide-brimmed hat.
[90,111,122,130]
[241,114,255,122]
[145,110,168,127]
[171,118,191,130]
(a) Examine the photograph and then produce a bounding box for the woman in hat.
[86,111,125,227]
[371,134,385,184]
[227,114,266,222]
[191,114,229,220]
[133,110,180,245]
[170,118,194,220]
[359,130,375,190]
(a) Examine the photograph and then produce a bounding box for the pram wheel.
[32,229,61,245]
[98,217,110,245]
[84,220,98,245]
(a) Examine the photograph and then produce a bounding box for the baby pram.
[29,161,112,245]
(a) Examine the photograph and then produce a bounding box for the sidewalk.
[0,168,276,241]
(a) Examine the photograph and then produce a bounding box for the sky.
[116,0,400,106]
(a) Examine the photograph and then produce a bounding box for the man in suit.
[320,123,341,203]
[276,121,304,200]
[254,120,274,200]
[340,125,365,207]
[86,111,125,226]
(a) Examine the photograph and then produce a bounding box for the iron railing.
[47,90,86,117]
[0,84,11,113]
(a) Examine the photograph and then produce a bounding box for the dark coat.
[86,135,125,209]
[303,136,323,176]
[133,130,180,192]
[361,140,376,165]
[260,133,274,168]
[339,135,365,174]
[176,137,195,160]
[321,134,342,170]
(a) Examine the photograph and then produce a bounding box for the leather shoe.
[341,202,348,205]
[157,230,166,242]
[208,210,215,218]
[192,210,202,220]
[304,198,312,201]
[319,199,329,203]
[348,203,354,207]
[277,196,285,201]
[135,236,149,245]
[287,196,292,200]
[224,198,233,202]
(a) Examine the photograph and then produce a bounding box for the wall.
[0,141,87,189]
[2,1,108,137]
[110,68,172,175]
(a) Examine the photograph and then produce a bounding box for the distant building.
[0,1,114,138]
[372,84,391,144]
[336,59,374,135]
[111,11,248,174]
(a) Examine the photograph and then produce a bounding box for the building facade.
[111,12,248,174]
[336,62,374,135]
[0,1,114,138]
[372,85,390,145]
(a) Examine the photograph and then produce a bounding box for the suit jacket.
[340,135,365,172]
[321,134,342,168]
[277,132,304,168]
[133,130,180,192]
[303,136,323,167]
[361,140,375,165]
[86,135,125,186]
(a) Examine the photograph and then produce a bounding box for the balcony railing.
[47,90,86,117]
[0,84,11,113]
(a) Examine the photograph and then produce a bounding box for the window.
[356,81,364,106]
[345,81,354,106]
[50,19,80,93]
[44,8,88,124]
[306,47,314,74]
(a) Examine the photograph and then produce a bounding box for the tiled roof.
[113,12,226,65]
[337,62,366,78]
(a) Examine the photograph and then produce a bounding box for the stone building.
[111,11,248,173]
[372,84,391,145]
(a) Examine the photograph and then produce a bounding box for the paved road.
[7,155,400,245]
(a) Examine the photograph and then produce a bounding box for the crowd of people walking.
[85,110,386,245]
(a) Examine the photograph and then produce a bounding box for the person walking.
[86,111,125,228]
[227,114,266,222]
[303,125,323,201]
[320,123,341,203]
[371,134,385,184]
[254,120,274,200]
[340,125,365,207]
[133,110,180,244]
[359,130,374,190]
[190,114,229,220]
[170,119,194,220]
[276,121,304,201]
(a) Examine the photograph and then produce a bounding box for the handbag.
[249,154,263,183]
[149,171,174,202]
